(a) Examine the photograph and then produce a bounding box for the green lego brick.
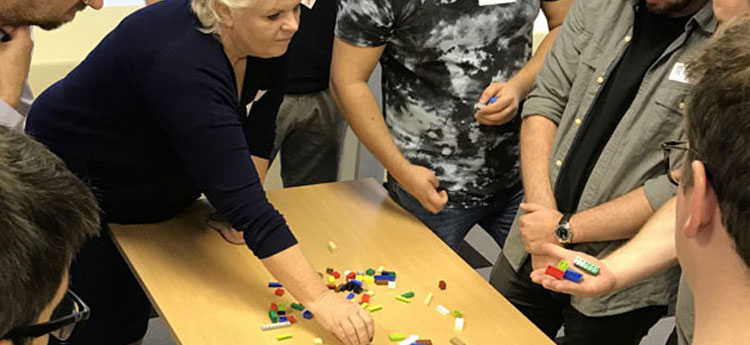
[557,260,570,271]
[574,257,600,275]
[389,333,406,341]
[291,303,305,311]
[452,310,463,318]
[396,296,411,303]
[366,268,376,276]
[400,291,415,298]
[269,309,278,323]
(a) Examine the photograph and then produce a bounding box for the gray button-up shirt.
[502,0,717,316]
[0,83,33,131]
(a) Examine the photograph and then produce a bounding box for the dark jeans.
[385,176,523,249]
[491,255,667,345]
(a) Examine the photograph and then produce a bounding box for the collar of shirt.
[627,0,718,35]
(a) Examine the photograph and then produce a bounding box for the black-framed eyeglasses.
[662,140,705,186]
[1,290,90,343]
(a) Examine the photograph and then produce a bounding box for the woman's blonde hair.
[191,0,260,36]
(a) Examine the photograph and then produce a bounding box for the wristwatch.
[555,213,574,245]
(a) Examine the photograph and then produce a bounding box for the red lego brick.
[275,288,285,297]
[271,303,278,311]
[545,265,565,280]
[438,280,447,290]
[361,294,371,304]
[346,272,356,280]
[287,315,296,324]
[332,271,341,279]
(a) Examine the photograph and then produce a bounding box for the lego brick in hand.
[545,265,565,280]
[563,269,583,283]
[574,256,601,275]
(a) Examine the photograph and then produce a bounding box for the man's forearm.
[330,80,410,179]
[571,187,655,243]
[603,197,678,291]
[520,115,558,208]
[508,28,561,98]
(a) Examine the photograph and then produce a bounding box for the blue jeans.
[385,177,523,249]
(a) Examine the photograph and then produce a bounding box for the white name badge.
[479,0,515,6]
[301,0,316,10]
[668,62,691,84]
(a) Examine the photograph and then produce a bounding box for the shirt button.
[624,35,632,42]
[556,160,563,167]
[679,102,685,110]
[597,76,604,84]
[575,118,582,126]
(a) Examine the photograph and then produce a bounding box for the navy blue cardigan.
[26,0,297,258]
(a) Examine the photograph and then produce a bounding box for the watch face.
[556,225,570,241]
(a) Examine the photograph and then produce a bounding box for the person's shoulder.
[106,0,224,72]
[108,0,212,58]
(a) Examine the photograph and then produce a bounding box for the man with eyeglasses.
[0,0,102,131]
[0,126,100,345]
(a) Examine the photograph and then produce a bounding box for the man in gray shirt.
[0,0,103,130]
[489,0,718,343]
[527,4,750,345]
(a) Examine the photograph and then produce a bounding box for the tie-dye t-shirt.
[336,0,548,208]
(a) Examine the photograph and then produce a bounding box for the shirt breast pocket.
[649,82,692,141]
[654,82,691,117]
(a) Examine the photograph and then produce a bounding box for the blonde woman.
[25,0,374,344]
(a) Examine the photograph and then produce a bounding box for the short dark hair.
[685,13,750,267]
[0,126,100,344]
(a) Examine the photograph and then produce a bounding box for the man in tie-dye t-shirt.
[331,0,571,250]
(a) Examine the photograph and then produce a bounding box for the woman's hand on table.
[206,212,245,245]
[307,291,374,345]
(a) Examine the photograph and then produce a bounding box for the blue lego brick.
[351,279,363,286]
[302,310,313,319]
[347,292,355,300]
[488,96,498,104]
[279,316,288,323]
[563,269,583,283]
[268,282,282,288]
[374,275,395,281]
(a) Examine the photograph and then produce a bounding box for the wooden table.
[110,179,553,345]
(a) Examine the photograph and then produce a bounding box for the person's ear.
[215,1,235,29]
[685,160,717,239]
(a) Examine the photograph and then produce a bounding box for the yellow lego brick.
[275,333,292,341]
[367,304,383,312]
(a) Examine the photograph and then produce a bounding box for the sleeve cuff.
[334,32,387,48]
[644,174,677,211]
[246,217,299,259]
[520,96,563,125]
[0,101,26,130]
